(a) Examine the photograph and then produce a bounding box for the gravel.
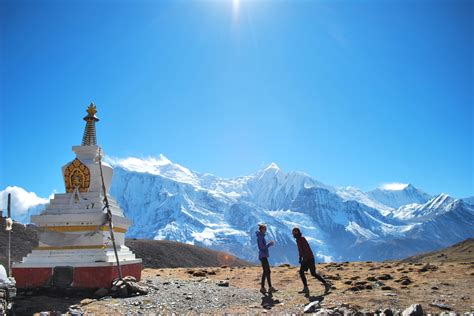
[92,277,262,314]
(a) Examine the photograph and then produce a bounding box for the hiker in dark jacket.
[256,224,277,295]
[292,227,330,296]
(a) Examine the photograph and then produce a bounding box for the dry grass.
[138,260,474,313]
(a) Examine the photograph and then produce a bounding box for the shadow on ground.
[260,292,325,310]
[13,288,95,316]
[309,295,324,302]
[261,293,282,310]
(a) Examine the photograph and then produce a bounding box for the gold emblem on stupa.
[64,158,91,193]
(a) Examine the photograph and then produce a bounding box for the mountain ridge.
[2,155,473,264]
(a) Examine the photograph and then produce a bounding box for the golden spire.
[82,102,100,146]
[86,103,97,116]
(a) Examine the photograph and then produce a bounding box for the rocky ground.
[15,260,474,315]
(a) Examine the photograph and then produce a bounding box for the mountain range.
[2,155,473,264]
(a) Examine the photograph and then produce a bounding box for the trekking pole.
[267,226,277,245]
[98,148,123,281]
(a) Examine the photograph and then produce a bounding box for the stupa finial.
[81,102,100,146]
[86,103,97,116]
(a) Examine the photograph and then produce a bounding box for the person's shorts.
[300,258,316,272]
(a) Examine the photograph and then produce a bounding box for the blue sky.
[0,0,472,198]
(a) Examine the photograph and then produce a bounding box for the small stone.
[378,274,393,280]
[304,301,321,313]
[381,286,392,291]
[193,270,207,277]
[418,264,438,273]
[217,280,229,287]
[347,286,360,292]
[429,302,451,310]
[367,276,377,281]
[402,304,423,316]
[431,286,439,290]
[401,279,412,286]
[123,276,137,282]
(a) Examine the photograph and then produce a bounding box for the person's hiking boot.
[324,282,331,294]
[298,286,310,296]
[268,286,278,293]
[259,287,267,295]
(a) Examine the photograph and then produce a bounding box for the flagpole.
[7,193,11,277]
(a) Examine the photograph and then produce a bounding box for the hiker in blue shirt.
[256,223,277,295]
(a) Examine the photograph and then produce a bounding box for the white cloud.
[381,183,408,191]
[0,186,49,222]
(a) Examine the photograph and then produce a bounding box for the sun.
[232,0,240,20]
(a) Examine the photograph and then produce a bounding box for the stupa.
[12,104,142,288]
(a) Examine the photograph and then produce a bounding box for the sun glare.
[232,0,240,21]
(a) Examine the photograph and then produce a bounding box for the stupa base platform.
[12,260,142,289]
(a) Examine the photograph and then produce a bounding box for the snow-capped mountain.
[4,156,473,263]
[391,193,457,221]
[106,155,473,263]
[463,196,474,206]
[367,183,432,209]
[336,187,393,216]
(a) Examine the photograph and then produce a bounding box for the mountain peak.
[368,183,431,209]
[158,154,172,164]
[264,162,280,171]
[380,183,410,191]
[425,192,453,208]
